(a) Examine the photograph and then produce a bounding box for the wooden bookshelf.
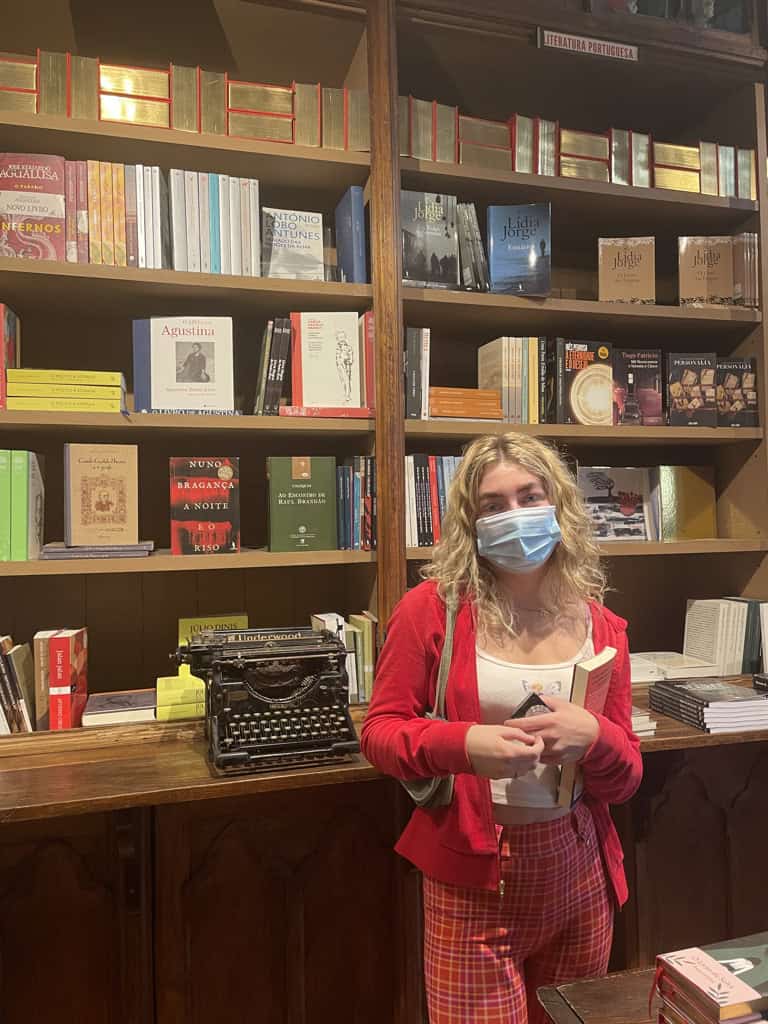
[407,540,768,560]
[405,421,763,445]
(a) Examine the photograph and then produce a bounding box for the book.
[577,466,652,541]
[169,456,240,555]
[598,237,655,303]
[335,185,367,284]
[10,450,44,560]
[400,190,459,289]
[557,646,617,806]
[0,449,9,562]
[49,627,88,730]
[7,368,123,386]
[311,611,359,702]
[487,203,551,296]
[633,651,718,680]
[649,465,716,542]
[679,236,734,306]
[716,358,759,427]
[261,207,324,280]
[0,303,20,410]
[0,153,66,261]
[156,665,205,707]
[290,311,363,409]
[132,316,235,413]
[7,397,126,413]
[6,643,34,730]
[177,613,248,645]
[267,456,337,552]
[667,352,717,427]
[40,541,152,559]
[82,688,156,726]
[557,340,613,426]
[33,629,58,730]
[684,599,740,676]
[156,701,206,721]
[8,382,125,401]
[612,349,663,426]
[64,443,138,547]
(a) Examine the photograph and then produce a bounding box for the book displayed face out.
[598,237,655,304]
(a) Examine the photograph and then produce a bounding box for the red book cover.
[278,405,372,418]
[49,628,88,730]
[64,160,77,262]
[0,304,20,410]
[76,160,89,263]
[0,153,66,261]
[428,455,441,543]
[169,456,240,555]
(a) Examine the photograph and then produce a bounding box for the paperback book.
[612,349,663,426]
[598,237,655,303]
[487,203,551,296]
[667,352,717,427]
[577,466,653,541]
[400,190,459,289]
[0,153,66,261]
[716,357,758,427]
[678,236,734,306]
[64,443,138,547]
[290,311,363,409]
[49,627,88,730]
[558,646,617,806]
[0,304,20,410]
[267,456,337,552]
[82,689,156,726]
[169,457,240,555]
[557,340,613,426]
[261,207,324,281]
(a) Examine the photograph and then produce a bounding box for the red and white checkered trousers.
[423,801,613,1024]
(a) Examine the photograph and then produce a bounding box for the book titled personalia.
[400,190,459,289]
[557,340,613,425]
[667,352,717,427]
[716,357,759,427]
[64,443,138,547]
[0,153,66,261]
[612,349,663,426]
[169,457,240,555]
[487,203,551,296]
[658,932,768,1019]
[261,207,324,281]
[267,456,337,552]
[132,316,235,414]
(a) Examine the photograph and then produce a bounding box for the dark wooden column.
[367,0,406,627]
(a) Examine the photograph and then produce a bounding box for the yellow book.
[100,161,115,265]
[6,396,125,412]
[656,465,717,541]
[87,160,102,264]
[177,613,248,645]
[156,701,205,722]
[156,665,205,707]
[528,338,539,425]
[8,382,124,400]
[8,368,124,386]
[112,162,127,267]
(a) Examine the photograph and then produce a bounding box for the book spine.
[362,311,375,412]
[65,161,77,262]
[87,160,102,264]
[124,164,138,267]
[219,175,231,275]
[336,467,346,548]
[198,172,211,273]
[556,338,565,423]
[155,702,205,722]
[239,177,251,276]
[420,328,431,420]
[521,339,528,423]
[436,455,447,529]
[248,179,261,277]
[152,166,165,269]
[0,450,9,562]
[132,320,152,413]
[209,173,221,274]
[76,161,89,263]
[9,450,28,561]
[169,170,187,272]
[48,634,72,730]
[33,631,54,730]
[428,455,441,543]
[405,327,421,419]
[538,336,547,424]
[278,405,372,418]
[143,166,154,269]
[7,655,32,731]
[273,317,292,413]
[99,161,115,265]
[362,455,373,551]
[112,162,127,268]
[371,455,377,550]
[135,164,146,269]
[7,397,125,412]
[0,653,19,732]
[183,170,200,272]
[287,314,302,412]
[229,176,242,275]
[8,369,125,386]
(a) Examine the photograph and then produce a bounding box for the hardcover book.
[261,207,324,281]
[598,237,655,303]
[49,627,88,730]
[334,186,367,284]
[649,465,716,542]
[678,236,734,306]
[290,311,363,409]
[132,316,234,413]
[716,357,758,427]
[267,456,337,552]
[64,443,138,547]
[612,349,663,426]
[667,352,717,427]
[577,466,653,541]
[169,457,240,555]
[400,190,459,289]
[558,646,616,807]
[487,203,551,296]
[0,153,66,261]
[82,688,156,726]
[557,340,613,426]
[10,450,45,561]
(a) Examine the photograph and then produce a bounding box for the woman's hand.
[505,695,599,766]
[465,724,545,780]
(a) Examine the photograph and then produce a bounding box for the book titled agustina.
[487,203,551,296]
[169,457,240,555]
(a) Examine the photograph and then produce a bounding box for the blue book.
[132,319,151,414]
[487,203,551,296]
[209,173,221,274]
[335,185,367,284]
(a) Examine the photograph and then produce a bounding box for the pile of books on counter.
[649,679,768,734]
[631,706,656,738]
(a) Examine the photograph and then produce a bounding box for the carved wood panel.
[155,780,414,1024]
[0,809,152,1024]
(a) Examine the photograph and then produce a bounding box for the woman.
[361,433,642,1024]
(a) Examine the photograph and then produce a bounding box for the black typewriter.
[176,626,360,775]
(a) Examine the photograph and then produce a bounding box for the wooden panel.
[155,781,405,1024]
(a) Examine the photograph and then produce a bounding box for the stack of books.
[649,679,768,734]
[5,368,127,414]
[630,651,717,685]
[656,931,768,1024]
[631,706,657,738]
[683,597,767,677]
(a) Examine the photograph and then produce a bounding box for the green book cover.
[0,450,11,562]
[9,450,28,561]
[267,456,337,552]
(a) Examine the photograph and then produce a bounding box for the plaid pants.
[423,801,613,1024]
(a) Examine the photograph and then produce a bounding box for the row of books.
[0,627,86,733]
[0,154,368,283]
[683,597,767,678]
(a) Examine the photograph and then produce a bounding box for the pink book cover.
[0,153,66,261]
[75,160,89,263]
[659,947,763,1010]
[64,160,77,262]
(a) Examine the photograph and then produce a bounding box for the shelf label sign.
[538,28,638,61]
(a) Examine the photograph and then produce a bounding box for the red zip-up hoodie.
[360,580,642,905]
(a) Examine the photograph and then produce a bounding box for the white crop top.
[476,621,593,825]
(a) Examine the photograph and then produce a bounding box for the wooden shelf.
[0,548,376,577]
[405,421,763,445]
[0,258,372,316]
[402,289,761,338]
[407,539,768,559]
[0,110,370,195]
[0,410,374,437]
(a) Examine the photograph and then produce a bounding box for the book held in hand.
[487,203,551,296]
[169,456,240,555]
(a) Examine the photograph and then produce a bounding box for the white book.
[239,177,251,276]
[137,315,234,413]
[634,651,717,680]
[724,598,749,675]
[151,166,163,270]
[577,466,652,542]
[420,327,431,420]
[684,599,729,674]
[248,178,261,277]
[219,175,231,276]
[262,206,323,280]
[143,165,154,269]
[292,311,362,408]
[184,171,200,272]
[135,164,146,270]
[169,169,187,272]
[198,172,210,274]
[229,176,242,275]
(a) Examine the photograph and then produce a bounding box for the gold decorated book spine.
[0,51,37,113]
[200,70,226,135]
[631,132,650,187]
[653,166,700,193]
[610,128,631,186]
[228,111,293,142]
[322,86,345,150]
[737,149,757,201]
[100,63,169,99]
[699,142,718,196]
[717,145,736,198]
[459,114,509,149]
[459,141,512,172]
[100,161,115,266]
[409,97,432,160]
[398,95,410,157]
[87,159,102,265]
[347,89,370,152]
[70,55,98,119]
[38,50,67,116]
[513,115,534,174]
[294,83,321,147]
[100,94,170,128]
[560,128,609,161]
[228,80,292,114]
[112,162,127,268]
[171,64,199,133]
[559,155,609,182]
[653,141,700,170]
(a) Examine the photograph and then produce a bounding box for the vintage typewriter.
[177,626,360,775]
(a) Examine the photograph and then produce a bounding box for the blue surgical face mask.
[475,505,561,574]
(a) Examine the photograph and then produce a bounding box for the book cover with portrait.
[64,443,138,547]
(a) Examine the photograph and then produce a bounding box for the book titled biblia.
[557,645,616,807]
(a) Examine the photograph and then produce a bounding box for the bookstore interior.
[2,0,768,1021]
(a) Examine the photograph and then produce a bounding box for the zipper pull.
[498,878,506,899]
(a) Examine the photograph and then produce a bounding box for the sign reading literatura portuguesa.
[537,27,639,62]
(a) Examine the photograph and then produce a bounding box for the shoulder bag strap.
[431,597,457,721]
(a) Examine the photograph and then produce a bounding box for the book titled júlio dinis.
[169,456,240,555]
[261,207,324,281]
[678,236,734,306]
[64,443,138,547]
[598,237,655,303]
[267,456,336,552]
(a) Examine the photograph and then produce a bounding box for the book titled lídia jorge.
[169,456,240,555]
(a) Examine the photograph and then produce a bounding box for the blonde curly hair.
[421,432,605,638]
